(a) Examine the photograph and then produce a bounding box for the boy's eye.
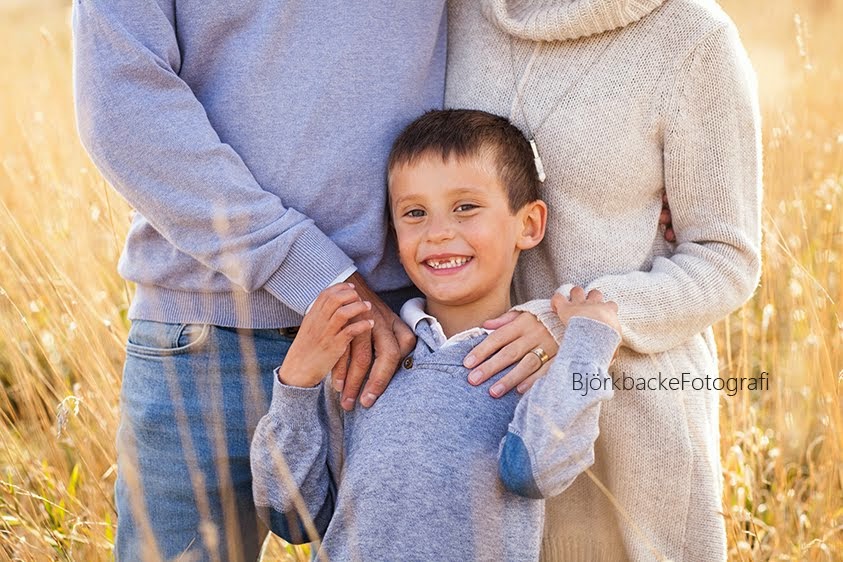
[455,204,478,212]
[405,209,426,218]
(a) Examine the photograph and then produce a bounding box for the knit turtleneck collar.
[482,0,667,41]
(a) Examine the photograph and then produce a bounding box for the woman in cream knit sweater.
[446,0,762,560]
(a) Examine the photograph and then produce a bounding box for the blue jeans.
[115,287,420,561]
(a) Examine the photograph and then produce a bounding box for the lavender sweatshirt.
[72,1,446,328]
[250,315,620,560]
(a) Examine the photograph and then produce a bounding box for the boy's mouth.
[422,255,473,272]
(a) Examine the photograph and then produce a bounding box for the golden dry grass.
[0,0,840,560]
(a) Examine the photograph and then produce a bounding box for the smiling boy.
[250,109,622,560]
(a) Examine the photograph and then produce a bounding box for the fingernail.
[334,379,344,392]
[490,383,504,397]
[361,393,377,407]
[342,397,355,410]
[464,354,476,368]
[364,301,372,309]
[468,369,483,385]
[348,283,355,289]
[516,384,527,394]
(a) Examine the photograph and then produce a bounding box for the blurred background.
[0,0,840,560]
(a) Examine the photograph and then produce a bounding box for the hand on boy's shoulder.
[551,286,622,338]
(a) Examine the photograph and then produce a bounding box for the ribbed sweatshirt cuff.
[511,298,567,344]
[560,317,621,366]
[269,369,326,428]
[263,226,355,315]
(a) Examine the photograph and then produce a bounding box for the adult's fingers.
[659,194,676,243]
[312,283,360,314]
[392,317,416,358]
[327,300,371,333]
[665,227,676,243]
[331,346,350,392]
[467,334,533,386]
[341,319,375,343]
[488,349,548,398]
[359,355,398,408]
[340,330,372,411]
[359,322,402,408]
[464,322,519,371]
[481,310,520,330]
[468,311,558,385]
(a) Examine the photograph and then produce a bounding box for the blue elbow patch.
[259,483,336,544]
[499,432,543,499]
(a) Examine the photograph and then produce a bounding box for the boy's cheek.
[393,235,413,266]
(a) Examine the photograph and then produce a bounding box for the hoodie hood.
[482,0,667,41]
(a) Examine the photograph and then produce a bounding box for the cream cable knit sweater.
[446,0,762,560]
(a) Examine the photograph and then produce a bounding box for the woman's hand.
[464,311,559,397]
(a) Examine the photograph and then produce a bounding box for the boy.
[250,110,621,560]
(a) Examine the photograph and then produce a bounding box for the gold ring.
[530,347,550,366]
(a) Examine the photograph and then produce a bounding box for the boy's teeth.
[426,256,470,269]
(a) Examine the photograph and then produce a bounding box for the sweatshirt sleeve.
[568,23,761,354]
[498,317,620,499]
[71,0,354,314]
[250,375,343,544]
[511,299,567,344]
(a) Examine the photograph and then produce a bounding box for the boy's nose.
[425,216,456,242]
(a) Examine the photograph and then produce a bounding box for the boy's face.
[388,153,544,309]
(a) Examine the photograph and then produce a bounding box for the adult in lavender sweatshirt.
[71,2,560,560]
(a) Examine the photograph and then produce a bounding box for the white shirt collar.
[399,297,492,350]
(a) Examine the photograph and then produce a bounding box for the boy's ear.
[516,199,547,251]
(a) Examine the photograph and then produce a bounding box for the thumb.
[482,310,520,330]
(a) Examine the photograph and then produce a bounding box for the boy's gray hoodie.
[250,308,620,561]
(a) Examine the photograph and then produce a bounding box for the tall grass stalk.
[0,0,840,560]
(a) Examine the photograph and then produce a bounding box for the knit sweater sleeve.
[529,23,761,354]
[72,0,354,314]
[498,317,620,498]
[597,23,762,353]
[250,375,343,544]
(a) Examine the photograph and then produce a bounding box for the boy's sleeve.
[498,317,620,499]
[72,0,354,314]
[250,374,344,544]
[513,23,762,355]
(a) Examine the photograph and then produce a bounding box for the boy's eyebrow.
[392,186,488,209]
[390,194,417,211]
[448,186,488,198]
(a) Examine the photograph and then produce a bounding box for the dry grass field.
[0,0,840,560]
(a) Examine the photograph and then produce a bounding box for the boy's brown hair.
[387,109,541,212]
